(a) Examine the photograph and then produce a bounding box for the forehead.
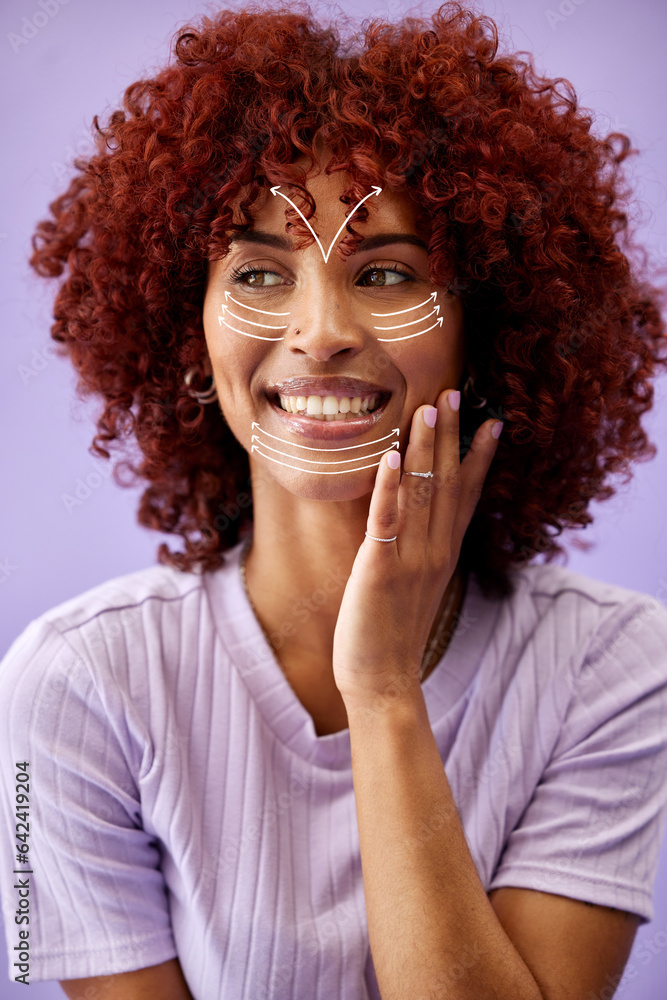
[241,160,421,237]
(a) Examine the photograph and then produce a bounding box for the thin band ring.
[365,468,435,542]
[365,532,398,543]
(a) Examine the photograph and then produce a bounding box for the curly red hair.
[29,1,667,599]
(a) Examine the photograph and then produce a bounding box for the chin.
[247,456,379,506]
[276,467,379,504]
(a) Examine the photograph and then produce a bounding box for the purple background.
[1,0,666,996]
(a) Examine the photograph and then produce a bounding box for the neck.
[242,467,465,681]
[245,495,364,663]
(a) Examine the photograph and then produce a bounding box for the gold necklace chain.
[239,539,462,683]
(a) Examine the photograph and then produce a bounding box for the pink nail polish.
[423,407,438,428]
[448,391,460,412]
[492,421,504,439]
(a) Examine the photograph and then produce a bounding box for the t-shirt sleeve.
[488,594,667,923]
[0,616,178,982]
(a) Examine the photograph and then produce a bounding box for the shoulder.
[0,560,217,708]
[0,541,251,710]
[463,561,667,741]
[507,559,663,613]
[481,566,667,924]
[0,552,246,783]
[499,561,667,663]
[493,564,667,762]
[40,561,206,635]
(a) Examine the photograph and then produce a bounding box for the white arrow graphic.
[374,306,440,331]
[377,317,444,342]
[223,291,290,316]
[270,185,382,263]
[251,422,399,451]
[371,292,437,317]
[221,305,287,330]
[251,446,388,474]
[251,438,398,465]
[218,315,284,341]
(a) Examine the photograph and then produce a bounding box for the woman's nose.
[285,293,366,361]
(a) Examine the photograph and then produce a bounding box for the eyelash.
[228,262,416,286]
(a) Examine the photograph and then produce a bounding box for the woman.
[1,3,667,998]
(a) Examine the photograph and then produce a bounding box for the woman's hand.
[332,389,502,711]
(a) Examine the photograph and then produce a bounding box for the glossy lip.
[265,375,392,398]
[265,395,391,440]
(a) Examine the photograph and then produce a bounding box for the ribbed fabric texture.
[1,538,667,997]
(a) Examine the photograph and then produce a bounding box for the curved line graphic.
[218,316,284,341]
[224,293,290,316]
[371,293,437,317]
[251,439,398,465]
[251,423,400,451]
[222,307,287,330]
[373,307,438,331]
[377,318,443,342]
[251,445,385,474]
[270,186,382,263]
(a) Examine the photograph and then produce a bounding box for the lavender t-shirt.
[1,536,667,998]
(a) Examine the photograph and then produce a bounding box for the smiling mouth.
[263,391,392,440]
[271,391,388,420]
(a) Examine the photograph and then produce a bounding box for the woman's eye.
[358,267,411,287]
[236,270,283,287]
[230,264,413,287]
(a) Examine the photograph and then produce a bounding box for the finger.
[450,417,503,555]
[427,389,463,559]
[362,447,401,558]
[397,403,439,556]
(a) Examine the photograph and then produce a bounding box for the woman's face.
[202,160,466,501]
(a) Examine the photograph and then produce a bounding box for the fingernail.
[491,421,504,439]
[423,406,438,428]
[448,391,460,412]
[386,450,400,469]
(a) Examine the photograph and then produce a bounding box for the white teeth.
[277,392,381,416]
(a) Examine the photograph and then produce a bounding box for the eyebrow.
[227,231,428,253]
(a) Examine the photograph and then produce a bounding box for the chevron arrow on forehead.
[270,186,383,263]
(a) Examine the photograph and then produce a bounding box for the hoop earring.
[462,375,487,409]
[184,365,218,404]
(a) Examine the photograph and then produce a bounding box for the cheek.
[203,295,255,376]
[202,318,269,423]
[208,343,257,404]
[202,293,221,356]
[391,333,462,394]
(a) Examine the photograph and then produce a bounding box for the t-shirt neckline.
[203,535,498,770]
